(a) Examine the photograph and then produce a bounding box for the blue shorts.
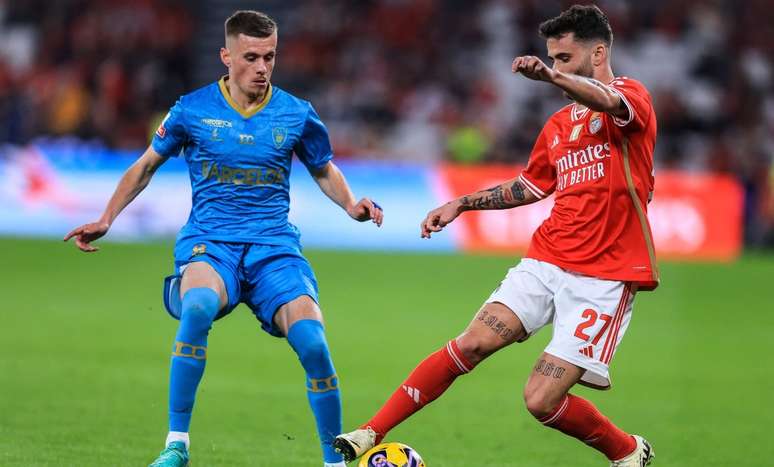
[163,238,319,337]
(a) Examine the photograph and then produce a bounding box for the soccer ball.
[358,442,425,467]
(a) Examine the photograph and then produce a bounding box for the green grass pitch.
[1,237,772,466]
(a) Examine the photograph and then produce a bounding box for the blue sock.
[287,319,343,464]
[168,287,220,433]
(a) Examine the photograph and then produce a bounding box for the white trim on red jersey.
[519,173,547,199]
[609,86,635,127]
[571,104,590,122]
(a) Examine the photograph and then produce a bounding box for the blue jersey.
[151,77,333,246]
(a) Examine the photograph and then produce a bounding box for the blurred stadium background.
[1,1,772,466]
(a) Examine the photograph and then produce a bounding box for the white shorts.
[486,258,637,389]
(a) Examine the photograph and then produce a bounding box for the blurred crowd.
[0,0,193,147]
[0,0,772,245]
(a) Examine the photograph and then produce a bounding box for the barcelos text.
[201,161,286,186]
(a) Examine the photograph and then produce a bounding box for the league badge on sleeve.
[156,113,170,138]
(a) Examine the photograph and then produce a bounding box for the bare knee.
[275,295,322,336]
[456,304,525,365]
[523,385,565,420]
[455,333,498,366]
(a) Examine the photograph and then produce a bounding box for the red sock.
[363,340,474,442]
[538,394,636,461]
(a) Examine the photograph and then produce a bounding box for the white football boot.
[333,427,377,462]
[610,435,655,466]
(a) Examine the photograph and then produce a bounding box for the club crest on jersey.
[589,112,603,134]
[272,127,287,149]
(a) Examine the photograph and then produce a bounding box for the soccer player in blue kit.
[64,10,383,467]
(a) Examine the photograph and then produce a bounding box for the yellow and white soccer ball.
[358,442,426,467]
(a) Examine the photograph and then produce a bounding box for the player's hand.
[346,198,384,226]
[63,221,110,252]
[512,56,555,82]
[420,201,462,238]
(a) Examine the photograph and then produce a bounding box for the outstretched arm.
[64,146,167,251]
[511,56,628,120]
[311,161,383,226]
[421,177,539,238]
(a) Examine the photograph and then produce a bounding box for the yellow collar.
[218,76,273,118]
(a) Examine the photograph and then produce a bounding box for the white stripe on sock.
[165,431,190,449]
[447,342,471,373]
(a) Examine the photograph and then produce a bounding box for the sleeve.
[294,103,334,172]
[608,78,653,132]
[518,127,556,199]
[151,99,188,158]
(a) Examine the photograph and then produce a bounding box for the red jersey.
[519,77,659,290]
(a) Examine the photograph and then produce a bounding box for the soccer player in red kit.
[336,5,657,467]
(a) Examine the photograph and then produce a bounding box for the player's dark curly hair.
[225,10,277,39]
[538,4,613,46]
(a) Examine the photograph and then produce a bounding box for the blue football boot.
[149,441,189,467]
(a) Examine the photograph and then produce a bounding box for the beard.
[563,56,595,100]
[576,57,595,78]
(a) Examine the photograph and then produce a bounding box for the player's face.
[546,32,595,78]
[222,32,277,99]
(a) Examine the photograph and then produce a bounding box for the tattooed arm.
[420,177,540,238]
[550,73,628,120]
[458,178,538,211]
